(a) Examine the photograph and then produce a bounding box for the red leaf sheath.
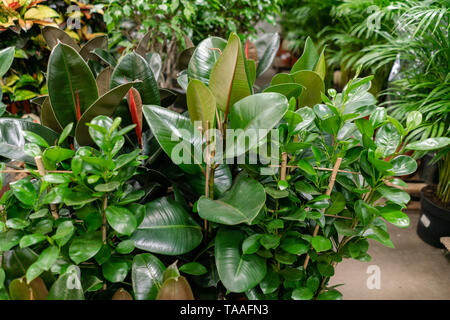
[128,88,142,146]
[245,40,250,59]
[76,89,81,121]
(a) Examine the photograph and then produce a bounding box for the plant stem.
[101,195,108,245]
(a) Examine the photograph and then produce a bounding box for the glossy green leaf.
[354,200,377,226]
[0,47,15,77]
[75,82,135,146]
[379,207,410,228]
[375,123,401,157]
[110,52,160,105]
[227,92,289,158]
[52,220,75,246]
[242,234,263,255]
[290,70,324,108]
[369,107,387,128]
[291,37,319,73]
[69,231,102,264]
[131,197,202,255]
[105,206,137,236]
[390,155,417,176]
[142,105,202,174]
[378,185,410,206]
[43,147,74,163]
[10,179,36,207]
[198,177,266,225]
[132,253,165,300]
[263,83,303,100]
[255,33,280,77]
[102,258,129,283]
[179,262,207,276]
[292,287,314,300]
[187,37,227,85]
[42,26,80,51]
[406,137,450,151]
[47,265,84,300]
[19,234,46,249]
[47,43,98,128]
[406,111,422,131]
[186,79,216,130]
[26,246,59,283]
[311,235,332,252]
[209,33,251,114]
[215,229,266,293]
[0,119,60,164]
[40,97,63,133]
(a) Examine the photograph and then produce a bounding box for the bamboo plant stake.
[34,156,59,219]
[303,157,343,270]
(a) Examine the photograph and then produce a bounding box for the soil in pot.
[417,185,450,248]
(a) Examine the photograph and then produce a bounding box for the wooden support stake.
[203,120,210,232]
[303,157,343,270]
[280,152,287,181]
[34,156,59,219]
[101,195,108,244]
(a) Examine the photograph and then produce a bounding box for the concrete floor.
[330,210,450,299]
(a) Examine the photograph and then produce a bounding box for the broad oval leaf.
[105,206,137,236]
[375,123,401,158]
[0,119,59,164]
[290,70,324,108]
[110,52,160,105]
[215,229,267,293]
[209,33,252,113]
[227,92,289,158]
[69,231,102,264]
[187,36,227,85]
[142,105,203,174]
[47,43,98,128]
[197,177,266,225]
[255,33,280,77]
[186,79,216,130]
[263,83,303,100]
[0,47,15,77]
[131,197,202,255]
[47,265,84,300]
[390,155,417,176]
[75,82,136,146]
[79,35,108,62]
[406,137,450,151]
[40,97,63,133]
[132,253,165,300]
[42,26,80,51]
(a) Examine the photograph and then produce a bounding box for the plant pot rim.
[421,184,450,216]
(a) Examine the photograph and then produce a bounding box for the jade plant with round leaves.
[0,116,203,300]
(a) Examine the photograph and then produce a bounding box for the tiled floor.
[330,210,450,299]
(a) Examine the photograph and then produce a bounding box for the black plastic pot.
[418,154,439,185]
[417,185,450,248]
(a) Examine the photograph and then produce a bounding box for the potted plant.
[144,34,417,299]
[406,137,450,247]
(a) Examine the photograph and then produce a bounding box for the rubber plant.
[144,35,416,300]
[0,115,203,300]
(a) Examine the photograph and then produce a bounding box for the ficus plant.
[0,115,207,300]
[143,33,417,300]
